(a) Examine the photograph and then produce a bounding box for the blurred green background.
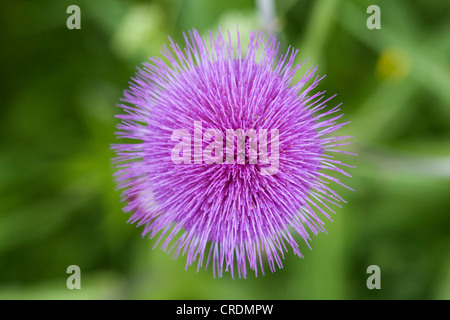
[0,0,449,300]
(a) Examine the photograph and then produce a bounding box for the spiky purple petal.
[112,28,353,278]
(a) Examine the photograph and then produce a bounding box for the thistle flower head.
[113,28,354,278]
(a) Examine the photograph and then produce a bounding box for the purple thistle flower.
[113,28,354,278]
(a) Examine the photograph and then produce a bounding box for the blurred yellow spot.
[111,4,165,59]
[375,48,411,82]
[211,10,258,52]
